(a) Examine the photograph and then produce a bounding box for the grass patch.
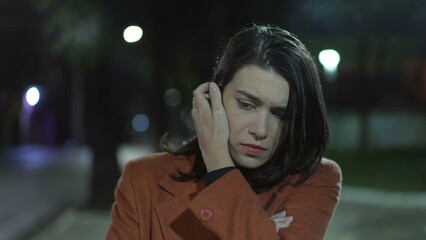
[324,148,426,192]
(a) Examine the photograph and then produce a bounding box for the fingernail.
[210,83,219,91]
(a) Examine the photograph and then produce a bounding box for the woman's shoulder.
[125,152,195,178]
[273,158,342,198]
[318,158,342,176]
[309,158,342,186]
[126,152,192,170]
[131,152,181,165]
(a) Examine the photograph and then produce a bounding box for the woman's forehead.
[225,64,290,106]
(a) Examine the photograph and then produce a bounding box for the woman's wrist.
[203,151,235,172]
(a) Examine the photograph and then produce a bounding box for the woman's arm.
[191,82,235,172]
[277,159,342,239]
[189,169,281,239]
[190,82,341,239]
[191,82,281,238]
[188,160,341,240]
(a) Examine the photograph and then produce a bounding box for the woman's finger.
[276,216,293,229]
[270,211,293,232]
[270,211,286,220]
[192,82,210,110]
[272,216,293,232]
[208,82,223,112]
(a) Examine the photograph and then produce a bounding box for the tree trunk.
[85,62,120,209]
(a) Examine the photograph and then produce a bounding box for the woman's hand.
[192,82,234,172]
[270,211,293,232]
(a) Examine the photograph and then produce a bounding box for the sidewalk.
[27,208,110,240]
[27,186,426,240]
[0,144,92,240]
[326,186,426,240]
[0,143,153,240]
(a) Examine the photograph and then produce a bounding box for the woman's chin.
[231,154,268,169]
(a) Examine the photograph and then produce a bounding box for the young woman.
[107,24,342,240]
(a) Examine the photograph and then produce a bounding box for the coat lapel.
[259,177,296,216]
[154,161,215,240]
[154,193,195,240]
[152,154,295,239]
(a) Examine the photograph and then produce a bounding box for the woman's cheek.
[227,113,246,140]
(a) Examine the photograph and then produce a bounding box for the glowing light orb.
[164,88,182,107]
[25,87,40,106]
[123,25,143,43]
[132,114,149,132]
[319,49,341,72]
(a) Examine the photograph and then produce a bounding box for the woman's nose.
[248,113,268,140]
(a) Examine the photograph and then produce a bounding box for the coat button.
[199,209,213,221]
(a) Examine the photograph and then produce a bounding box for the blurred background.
[1,0,425,239]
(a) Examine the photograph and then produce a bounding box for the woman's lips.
[241,144,267,156]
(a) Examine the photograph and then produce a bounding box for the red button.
[199,209,213,221]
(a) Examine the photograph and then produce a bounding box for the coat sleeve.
[278,160,342,239]
[106,160,141,240]
[188,160,342,240]
[188,169,279,239]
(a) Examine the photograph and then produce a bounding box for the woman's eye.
[238,101,255,110]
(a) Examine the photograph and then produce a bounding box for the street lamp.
[123,25,143,43]
[319,49,341,82]
[25,86,40,106]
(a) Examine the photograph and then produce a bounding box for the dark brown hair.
[162,24,328,193]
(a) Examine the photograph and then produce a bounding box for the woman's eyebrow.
[236,89,287,109]
[236,90,262,103]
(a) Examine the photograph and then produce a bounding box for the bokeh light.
[319,49,341,72]
[164,88,182,107]
[123,25,143,43]
[25,86,40,106]
[132,114,150,132]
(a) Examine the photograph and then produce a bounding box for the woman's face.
[222,64,290,169]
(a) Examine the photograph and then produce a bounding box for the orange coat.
[106,152,342,240]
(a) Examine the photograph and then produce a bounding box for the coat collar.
[156,152,293,215]
[154,154,210,239]
[157,154,205,197]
